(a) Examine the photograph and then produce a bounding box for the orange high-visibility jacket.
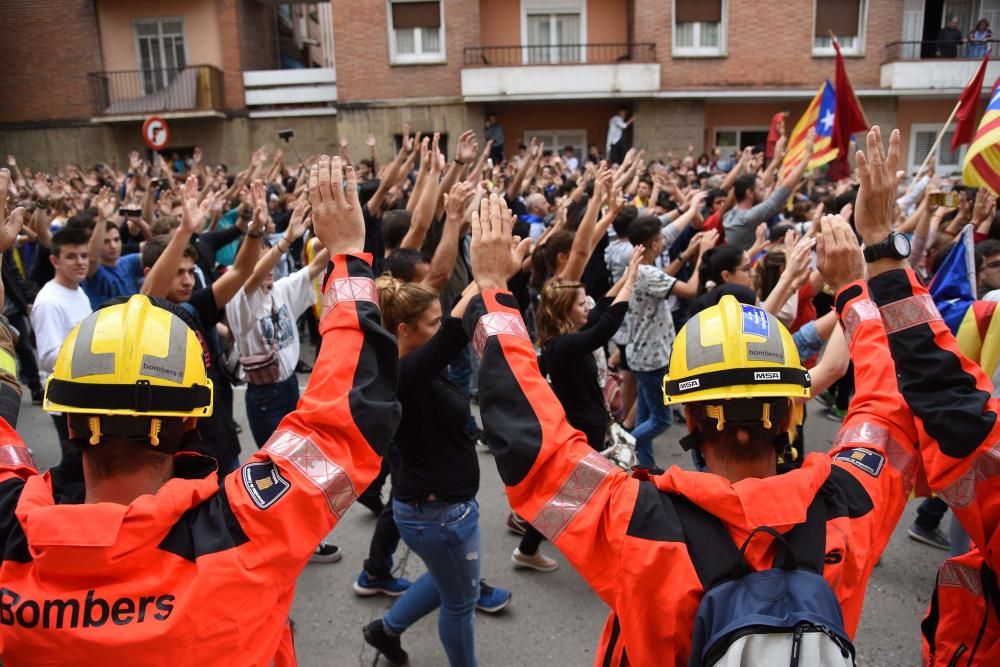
[464,268,1000,666]
[0,254,399,666]
[920,299,1000,666]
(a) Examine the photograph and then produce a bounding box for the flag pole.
[903,99,964,196]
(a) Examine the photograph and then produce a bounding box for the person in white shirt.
[225,199,330,447]
[606,107,636,166]
[31,227,93,449]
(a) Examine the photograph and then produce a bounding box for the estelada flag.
[962,78,1000,194]
[952,53,990,150]
[781,81,839,180]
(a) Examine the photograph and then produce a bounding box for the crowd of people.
[0,111,998,666]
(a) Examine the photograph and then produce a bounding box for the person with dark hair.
[485,112,505,164]
[30,226,93,450]
[723,137,814,250]
[381,209,413,253]
[385,247,432,283]
[976,238,1000,296]
[82,189,143,309]
[606,107,636,166]
[624,217,713,470]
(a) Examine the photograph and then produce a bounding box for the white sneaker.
[310,542,342,563]
[511,547,558,572]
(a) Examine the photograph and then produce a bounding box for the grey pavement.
[16,384,945,666]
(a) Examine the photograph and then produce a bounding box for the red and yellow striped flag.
[781,81,839,179]
[961,78,1000,194]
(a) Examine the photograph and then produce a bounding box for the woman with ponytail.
[362,275,508,666]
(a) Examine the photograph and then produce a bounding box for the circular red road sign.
[142,116,170,151]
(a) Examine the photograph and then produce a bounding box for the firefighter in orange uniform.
[463,130,1000,665]
[0,159,399,666]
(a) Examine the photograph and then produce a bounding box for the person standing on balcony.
[485,112,505,164]
[936,16,965,57]
[968,18,993,58]
[606,107,636,166]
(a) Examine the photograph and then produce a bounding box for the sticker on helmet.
[741,304,770,339]
[834,447,885,477]
[753,371,781,381]
[678,379,700,391]
[242,462,291,509]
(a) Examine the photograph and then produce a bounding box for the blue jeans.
[631,367,672,468]
[245,374,300,448]
[384,498,480,667]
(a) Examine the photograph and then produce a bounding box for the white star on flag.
[821,110,835,131]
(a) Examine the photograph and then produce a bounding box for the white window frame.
[812,0,868,56]
[520,0,587,64]
[908,123,966,175]
[386,0,446,65]
[713,126,769,150]
[523,129,587,157]
[672,0,728,57]
[133,17,189,94]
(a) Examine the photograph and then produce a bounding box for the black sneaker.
[30,388,44,406]
[907,524,950,550]
[363,620,408,665]
[295,360,313,374]
[310,542,342,563]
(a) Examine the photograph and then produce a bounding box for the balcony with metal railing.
[460,42,660,101]
[881,40,1000,92]
[87,65,224,120]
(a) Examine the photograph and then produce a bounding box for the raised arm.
[86,187,117,278]
[559,166,611,282]
[465,193,631,606]
[141,177,206,298]
[243,196,311,295]
[400,134,443,250]
[209,180,267,307]
[423,181,473,292]
[223,155,400,572]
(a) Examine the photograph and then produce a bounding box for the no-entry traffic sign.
[142,116,170,151]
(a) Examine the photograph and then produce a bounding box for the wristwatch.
[863,231,911,263]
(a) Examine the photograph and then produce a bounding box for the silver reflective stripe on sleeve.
[0,444,37,472]
[472,311,530,360]
[936,441,1000,509]
[532,451,616,542]
[264,430,357,517]
[879,294,941,334]
[840,299,880,345]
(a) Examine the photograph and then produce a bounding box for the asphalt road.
[15,383,946,666]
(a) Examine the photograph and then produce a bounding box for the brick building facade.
[1,0,998,173]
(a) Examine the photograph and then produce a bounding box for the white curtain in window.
[396,28,416,54]
[555,13,581,61]
[527,14,551,63]
[421,26,440,53]
[675,22,695,47]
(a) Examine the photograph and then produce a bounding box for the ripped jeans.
[383,498,480,667]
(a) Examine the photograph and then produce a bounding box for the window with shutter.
[909,125,964,173]
[674,0,726,56]
[813,0,867,54]
[388,0,444,63]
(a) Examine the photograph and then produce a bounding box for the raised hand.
[624,245,644,285]
[366,134,377,148]
[456,129,478,163]
[285,196,312,241]
[699,228,721,254]
[470,194,530,291]
[339,136,349,149]
[192,147,203,165]
[854,126,901,245]
[308,155,365,255]
[816,214,865,291]
[0,169,25,254]
[4,156,14,168]
[973,187,996,225]
[444,181,475,223]
[180,176,207,234]
[250,178,270,233]
[94,186,117,221]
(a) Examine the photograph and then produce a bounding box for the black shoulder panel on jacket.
[625,481,685,542]
[821,465,876,520]
[0,478,30,563]
[158,486,249,562]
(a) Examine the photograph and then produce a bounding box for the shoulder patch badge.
[242,462,291,509]
[834,447,885,478]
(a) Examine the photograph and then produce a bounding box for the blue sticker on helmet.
[741,304,770,338]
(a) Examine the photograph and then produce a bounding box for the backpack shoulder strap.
[773,490,828,574]
[670,494,749,591]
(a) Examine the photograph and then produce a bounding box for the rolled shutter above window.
[815,0,861,37]
[391,1,441,30]
[675,0,722,24]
